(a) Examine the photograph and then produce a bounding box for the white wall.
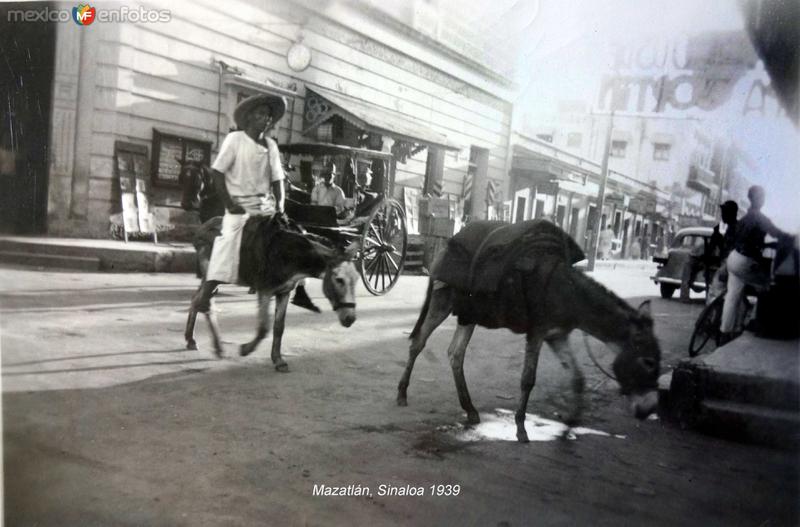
[66,0,513,230]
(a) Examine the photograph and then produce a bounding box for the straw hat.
[233,93,287,129]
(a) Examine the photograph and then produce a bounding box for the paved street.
[2,264,797,526]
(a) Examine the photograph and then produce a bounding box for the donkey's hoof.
[240,344,255,357]
[186,340,198,351]
[213,345,224,359]
[397,395,408,407]
[466,411,480,425]
[274,361,289,373]
[516,430,530,443]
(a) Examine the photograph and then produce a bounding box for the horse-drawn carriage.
[280,142,408,296]
[180,141,408,296]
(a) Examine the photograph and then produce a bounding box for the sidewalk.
[0,235,196,273]
[663,332,800,449]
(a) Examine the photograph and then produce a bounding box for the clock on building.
[286,41,311,72]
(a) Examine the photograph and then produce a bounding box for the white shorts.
[205,195,272,284]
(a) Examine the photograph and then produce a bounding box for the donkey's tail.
[410,278,434,340]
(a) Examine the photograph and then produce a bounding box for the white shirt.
[311,183,346,214]
[212,131,284,199]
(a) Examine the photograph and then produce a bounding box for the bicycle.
[687,240,792,357]
[687,288,753,357]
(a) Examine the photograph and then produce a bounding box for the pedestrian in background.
[598,224,614,260]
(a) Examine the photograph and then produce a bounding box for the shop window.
[653,142,671,161]
[151,129,211,188]
[610,140,627,158]
[316,123,333,143]
[536,134,553,143]
[315,117,348,144]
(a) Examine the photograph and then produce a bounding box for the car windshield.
[672,235,706,249]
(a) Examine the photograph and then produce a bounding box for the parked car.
[651,226,716,299]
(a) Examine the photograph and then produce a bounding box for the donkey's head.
[321,241,361,328]
[610,300,661,419]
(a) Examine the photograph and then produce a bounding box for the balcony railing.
[687,164,718,195]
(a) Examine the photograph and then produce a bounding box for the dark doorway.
[569,207,580,237]
[556,204,566,228]
[0,5,56,234]
[534,199,545,219]
[514,196,526,223]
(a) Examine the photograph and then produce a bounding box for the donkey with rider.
[184,93,359,370]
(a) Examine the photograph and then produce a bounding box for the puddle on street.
[440,409,627,442]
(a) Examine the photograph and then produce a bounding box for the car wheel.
[660,283,676,299]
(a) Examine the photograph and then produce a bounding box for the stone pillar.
[47,24,81,225]
[470,146,490,220]
[47,20,98,235]
[70,27,98,222]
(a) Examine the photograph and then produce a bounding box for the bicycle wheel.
[688,295,724,357]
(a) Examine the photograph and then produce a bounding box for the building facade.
[521,102,754,256]
[2,0,516,239]
[509,132,670,259]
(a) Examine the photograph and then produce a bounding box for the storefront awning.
[302,86,461,151]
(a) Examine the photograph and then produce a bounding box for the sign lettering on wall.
[598,31,781,116]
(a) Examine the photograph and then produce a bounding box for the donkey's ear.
[343,239,362,259]
[637,300,652,320]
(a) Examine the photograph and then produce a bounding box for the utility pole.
[715,141,730,221]
[587,110,615,272]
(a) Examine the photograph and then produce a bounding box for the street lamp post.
[587,110,615,272]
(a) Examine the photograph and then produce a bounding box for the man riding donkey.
[192,93,320,315]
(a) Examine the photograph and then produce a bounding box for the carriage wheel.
[688,295,724,357]
[359,199,407,295]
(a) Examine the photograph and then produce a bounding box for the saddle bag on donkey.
[432,220,585,330]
